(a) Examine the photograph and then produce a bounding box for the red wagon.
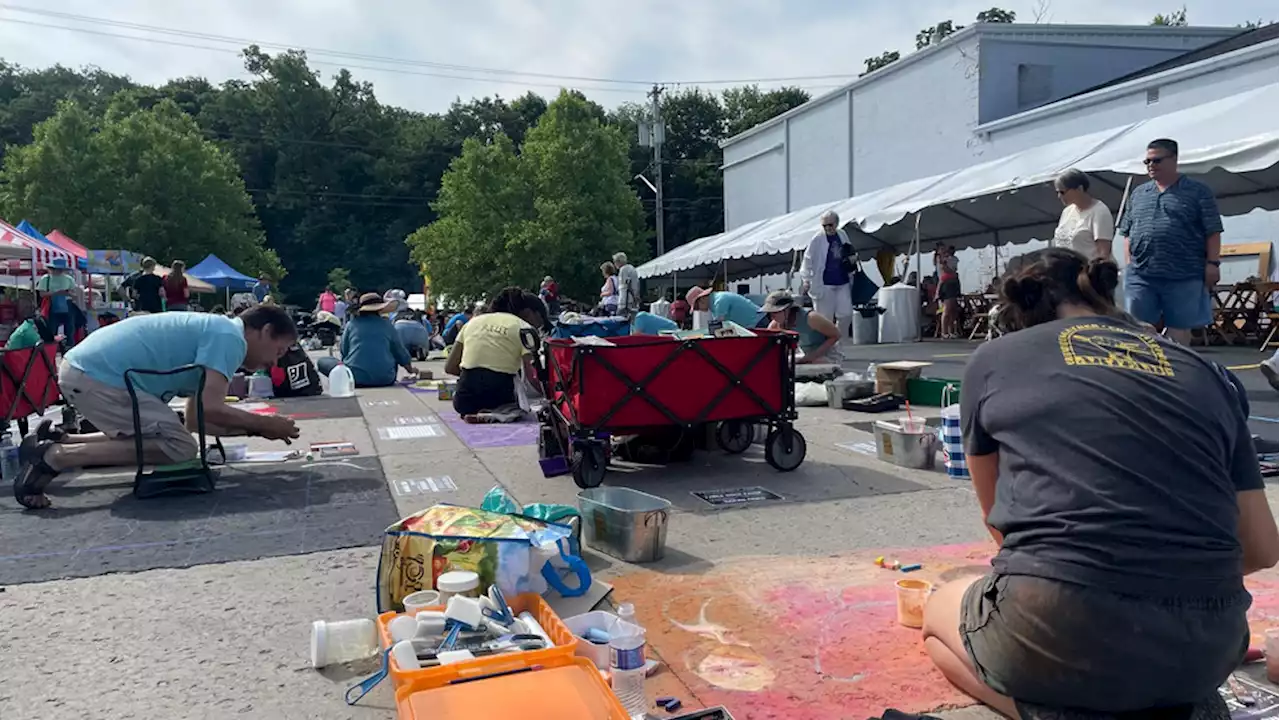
[536,329,807,488]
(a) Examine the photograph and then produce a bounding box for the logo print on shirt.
[286,363,310,390]
[1058,324,1173,377]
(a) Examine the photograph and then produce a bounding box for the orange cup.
[895,578,932,628]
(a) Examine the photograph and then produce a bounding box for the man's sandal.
[13,438,57,510]
[35,419,67,444]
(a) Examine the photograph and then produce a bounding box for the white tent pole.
[914,213,922,342]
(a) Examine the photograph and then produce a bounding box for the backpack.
[269,345,323,397]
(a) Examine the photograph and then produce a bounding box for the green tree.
[916,20,963,50]
[720,85,810,138]
[976,7,1016,23]
[406,133,533,303]
[861,51,901,76]
[1151,7,1188,25]
[326,266,352,292]
[0,99,282,279]
[408,91,642,302]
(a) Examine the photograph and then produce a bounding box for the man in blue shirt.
[1116,138,1224,346]
[252,273,272,303]
[13,306,301,509]
[686,286,764,329]
[442,306,474,346]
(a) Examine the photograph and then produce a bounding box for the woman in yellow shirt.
[444,287,548,415]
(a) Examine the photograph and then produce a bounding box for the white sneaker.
[1262,351,1279,391]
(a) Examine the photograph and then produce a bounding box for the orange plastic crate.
[394,655,628,720]
[376,593,577,690]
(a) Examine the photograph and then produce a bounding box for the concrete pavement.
[1,340,1276,720]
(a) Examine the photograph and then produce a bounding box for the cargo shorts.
[59,360,198,463]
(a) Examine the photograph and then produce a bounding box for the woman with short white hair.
[798,210,854,340]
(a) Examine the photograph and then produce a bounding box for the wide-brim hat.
[685,286,712,307]
[759,290,797,314]
[354,292,395,315]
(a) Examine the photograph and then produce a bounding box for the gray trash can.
[851,305,882,345]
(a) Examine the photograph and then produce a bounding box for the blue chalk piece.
[662,698,683,711]
[899,563,922,572]
[656,697,675,704]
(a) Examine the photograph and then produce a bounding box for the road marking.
[1227,363,1261,371]
[1250,416,1278,424]
[932,352,972,358]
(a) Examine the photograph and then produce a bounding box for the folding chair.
[123,365,218,500]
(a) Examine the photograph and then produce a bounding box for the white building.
[714,23,1277,291]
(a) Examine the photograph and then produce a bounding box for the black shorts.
[961,573,1249,711]
[453,367,516,415]
[938,277,961,301]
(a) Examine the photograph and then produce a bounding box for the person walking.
[1052,168,1114,260]
[798,210,854,341]
[122,256,165,314]
[614,253,641,317]
[35,257,82,346]
[1116,138,1223,345]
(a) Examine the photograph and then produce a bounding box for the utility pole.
[646,84,666,256]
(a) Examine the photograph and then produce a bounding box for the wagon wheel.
[572,444,608,489]
[764,427,807,472]
[715,420,756,454]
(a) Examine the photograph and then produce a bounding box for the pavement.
[0,339,1276,720]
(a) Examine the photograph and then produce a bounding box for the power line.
[0,4,858,87]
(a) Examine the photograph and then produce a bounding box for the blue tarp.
[16,219,87,270]
[187,254,256,290]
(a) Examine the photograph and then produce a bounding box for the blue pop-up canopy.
[187,254,256,290]
[16,219,87,270]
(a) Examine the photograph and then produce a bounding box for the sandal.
[13,438,58,510]
[35,419,67,444]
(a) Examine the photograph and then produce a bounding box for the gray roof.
[720,23,1242,149]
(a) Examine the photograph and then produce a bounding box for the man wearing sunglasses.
[1115,138,1223,345]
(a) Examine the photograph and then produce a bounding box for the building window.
[1016,63,1054,109]
[1146,87,1160,105]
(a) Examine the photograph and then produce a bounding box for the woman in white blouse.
[1052,168,1114,259]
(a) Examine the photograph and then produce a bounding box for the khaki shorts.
[59,360,198,463]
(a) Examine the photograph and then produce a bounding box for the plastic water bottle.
[616,601,636,628]
[866,362,878,385]
[0,432,18,484]
[610,628,649,719]
[328,363,355,398]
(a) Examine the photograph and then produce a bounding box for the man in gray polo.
[1116,138,1223,345]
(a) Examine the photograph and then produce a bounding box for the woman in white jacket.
[798,210,854,340]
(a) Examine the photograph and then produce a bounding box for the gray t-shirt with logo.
[961,315,1262,599]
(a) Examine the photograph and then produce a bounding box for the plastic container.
[610,625,648,717]
[895,579,932,628]
[877,283,920,344]
[394,656,629,720]
[578,487,671,563]
[375,593,576,690]
[851,305,881,345]
[906,378,962,407]
[247,372,274,398]
[563,610,645,670]
[311,618,379,668]
[435,571,479,606]
[402,589,441,615]
[328,363,355,398]
[874,420,937,470]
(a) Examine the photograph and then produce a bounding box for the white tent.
[638,82,1279,280]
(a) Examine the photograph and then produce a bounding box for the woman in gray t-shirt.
[921,248,1278,716]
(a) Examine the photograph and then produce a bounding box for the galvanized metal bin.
[873,420,938,470]
[577,487,671,563]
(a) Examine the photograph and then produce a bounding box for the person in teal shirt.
[631,311,678,335]
[758,290,843,365]
[317,293,415,387]
[15,306,300,509]
[685,286,765,329]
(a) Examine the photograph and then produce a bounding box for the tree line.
[0,47,810,303]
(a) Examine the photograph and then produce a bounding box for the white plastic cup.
[310,618,378,668]
[402,589,441,615]
[899,417,925,434]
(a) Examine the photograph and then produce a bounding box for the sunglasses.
[1143,155,1171,166]
[822,223,836,229]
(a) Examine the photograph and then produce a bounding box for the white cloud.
[0,0,1271,113]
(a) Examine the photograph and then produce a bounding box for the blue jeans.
[1124,272,1212,330]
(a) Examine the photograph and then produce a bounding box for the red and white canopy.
[0,220,73,269]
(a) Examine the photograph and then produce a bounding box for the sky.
[0,0,1273,115]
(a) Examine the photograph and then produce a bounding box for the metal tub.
[577,487,671,563]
